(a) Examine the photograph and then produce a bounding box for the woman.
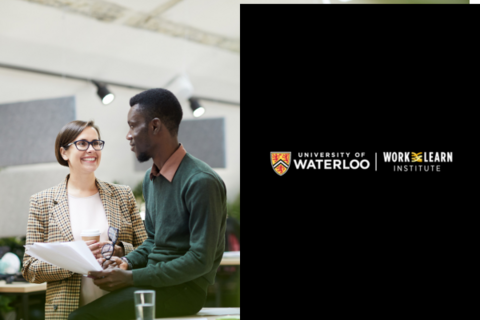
[22,120,147,320]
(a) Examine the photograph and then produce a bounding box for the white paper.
[24,241,102,275]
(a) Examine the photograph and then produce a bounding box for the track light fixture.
[189,98,205,118]
[165,73,207,117]
[92,81,115,105]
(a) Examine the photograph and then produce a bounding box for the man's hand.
[88,267,133,291]
[98,256,129,270]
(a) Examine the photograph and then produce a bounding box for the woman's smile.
[81,157,97,163]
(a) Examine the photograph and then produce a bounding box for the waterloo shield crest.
[271,152,291,176]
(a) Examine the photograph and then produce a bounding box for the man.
[68,88,227,319]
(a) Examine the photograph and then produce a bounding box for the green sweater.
[126,153,227,292]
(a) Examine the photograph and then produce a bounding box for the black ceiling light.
[92,80,115,105]
[189,98,205,117]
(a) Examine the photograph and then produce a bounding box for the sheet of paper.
[24,241,102,275]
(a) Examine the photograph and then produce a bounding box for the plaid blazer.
[22,176,147,320]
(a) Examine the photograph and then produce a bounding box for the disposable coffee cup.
[81,229,101,242]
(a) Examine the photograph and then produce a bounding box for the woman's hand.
[94,241,125,259]
[114,244,125,257]
[85,240,103,259]
[97,256,128,270]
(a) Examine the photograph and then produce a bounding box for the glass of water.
[134,290,156,320]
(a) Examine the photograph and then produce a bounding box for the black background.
[240,4,466,317]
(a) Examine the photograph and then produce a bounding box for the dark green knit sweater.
[126,153,227,292]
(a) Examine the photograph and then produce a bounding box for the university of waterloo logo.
[271,152,291,176]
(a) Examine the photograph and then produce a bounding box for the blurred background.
[0,0,241,238]
[0,0,242,317]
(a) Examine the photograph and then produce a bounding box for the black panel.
[0,96,76,167]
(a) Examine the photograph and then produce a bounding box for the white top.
[68,192,109,307]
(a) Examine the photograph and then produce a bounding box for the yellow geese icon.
[412,152,423,162]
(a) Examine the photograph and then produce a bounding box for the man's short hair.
[129,88,183,137]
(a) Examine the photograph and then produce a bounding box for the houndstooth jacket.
[22,175,147,320]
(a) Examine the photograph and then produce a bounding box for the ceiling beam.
[0,62,240,106]
[20,0,239,53]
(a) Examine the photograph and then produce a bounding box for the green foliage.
[0,295,16,313]
[236,270,240,307]
[0,236,26,269]
[0,239,21,311]
[0,237,24,248]
[227,194,240,221]
[132,180,144,200]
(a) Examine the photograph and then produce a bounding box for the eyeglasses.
[101,226,119,261]
[64,139,105,151]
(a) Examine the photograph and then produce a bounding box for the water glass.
[134,290,156,320]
